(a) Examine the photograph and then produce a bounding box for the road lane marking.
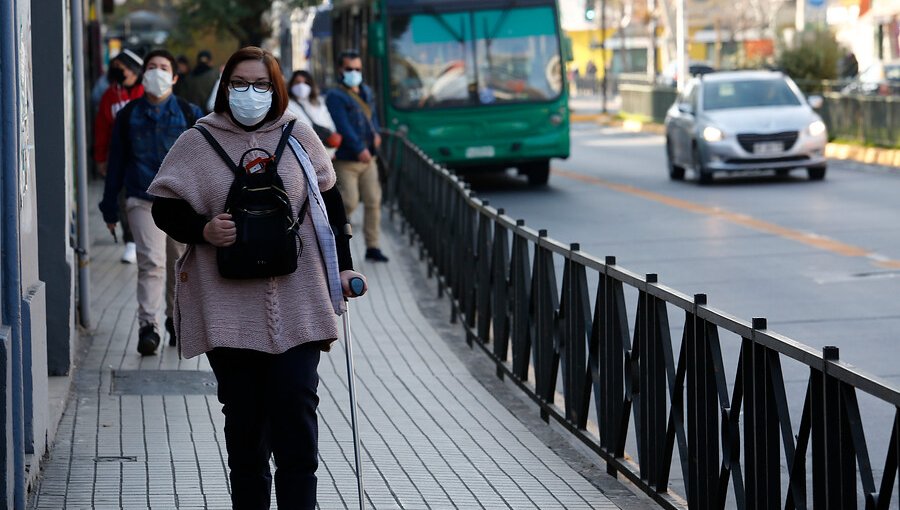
[554,168,900,269]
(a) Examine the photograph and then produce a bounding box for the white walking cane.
[343,277,367,510]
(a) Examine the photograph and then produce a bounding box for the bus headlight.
[550,114,563,125]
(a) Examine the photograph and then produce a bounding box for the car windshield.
[388,6,563,109]
[702,79,802,110]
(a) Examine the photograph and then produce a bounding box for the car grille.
[737,131,799,153]
[724,155,809,164]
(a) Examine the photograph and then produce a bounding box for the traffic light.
[585,0,596,21]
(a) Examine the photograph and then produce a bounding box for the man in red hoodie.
[94,48,145,263]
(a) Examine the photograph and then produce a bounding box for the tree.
[777,28,841,92]
[176,0,314,48]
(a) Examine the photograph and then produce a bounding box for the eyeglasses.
[230,79,274,93]
[343,67,362,72]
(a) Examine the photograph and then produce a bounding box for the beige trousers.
[125,197,185,327]
[334,158,382,248]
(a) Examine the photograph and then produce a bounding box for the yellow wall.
[566,29,614,76]
[567,28,711,74]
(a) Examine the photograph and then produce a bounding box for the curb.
[824,143,900,167]
[571,113,899,168]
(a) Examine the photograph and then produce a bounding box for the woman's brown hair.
[213,46,288,124]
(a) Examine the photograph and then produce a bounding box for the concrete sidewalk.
[27,181,646,509]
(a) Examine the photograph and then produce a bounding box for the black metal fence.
[820,93,900,148]
[380,132,900,509]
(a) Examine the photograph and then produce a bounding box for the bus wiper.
[424,6,466,45]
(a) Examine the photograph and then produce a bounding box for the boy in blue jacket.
[99,49,204,355]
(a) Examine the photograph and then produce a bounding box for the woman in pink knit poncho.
[148,47,367,509]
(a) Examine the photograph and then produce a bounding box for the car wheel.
[807,165,826,181]
[522,160,550,186]
[693,145,712,184]
[667,139,685,180]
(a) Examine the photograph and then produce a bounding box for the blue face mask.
[342,70,363,88]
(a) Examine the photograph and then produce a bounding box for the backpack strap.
[193,125,242,177]
[273,119,296,168]
[116,99,140,156]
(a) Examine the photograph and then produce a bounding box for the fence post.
[686,293,720,507]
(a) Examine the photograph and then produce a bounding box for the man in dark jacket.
[182,50,219,113]
[326,50,388,262]
[99,49,204,355]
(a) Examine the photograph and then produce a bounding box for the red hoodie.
[93,82,144,163]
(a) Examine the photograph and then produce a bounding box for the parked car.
[840,61,900,96]
[664,70,828,183]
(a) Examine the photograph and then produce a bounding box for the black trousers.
[207,342,322,510]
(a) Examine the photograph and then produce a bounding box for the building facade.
[2,0,82,506]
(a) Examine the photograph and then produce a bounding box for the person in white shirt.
[287,70,338,158]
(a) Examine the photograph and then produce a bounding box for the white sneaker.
[121,242,137,264]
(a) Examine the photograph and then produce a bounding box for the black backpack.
[194,120,308,279]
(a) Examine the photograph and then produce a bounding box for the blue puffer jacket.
[325,84,381,162]
[99,95,203,224]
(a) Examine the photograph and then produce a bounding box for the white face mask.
[291,82,311,100]
[142,68,174,98]
[228,88,273,126]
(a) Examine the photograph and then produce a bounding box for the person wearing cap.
[183,50,219,113]
[99,49,204,356]
[94,48,145,264]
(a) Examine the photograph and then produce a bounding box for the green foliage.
[777,28,842,93]
[175,0,314,48]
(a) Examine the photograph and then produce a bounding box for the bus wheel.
[522,161,550,186]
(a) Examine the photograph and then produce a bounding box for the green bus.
[324,0,572,185]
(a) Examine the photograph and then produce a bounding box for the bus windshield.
[388,5,563,110]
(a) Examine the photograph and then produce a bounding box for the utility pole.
[648,0,658,81]
[73,0,93,329]
[601,0,608,112]
[795,0,806,32]
[676,0,687,91]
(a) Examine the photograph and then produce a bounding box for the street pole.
[601,0,608,112]
[676,0,687,91]
[72,0,92,329]
[648,0,657,81]
[795,0,806,32]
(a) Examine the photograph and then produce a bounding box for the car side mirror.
[677,103,693,114]
[808,95,824,109]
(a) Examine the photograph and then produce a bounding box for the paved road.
[469,123,900,490]
[475,123,900,373]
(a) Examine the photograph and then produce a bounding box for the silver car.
[664,71,828,184]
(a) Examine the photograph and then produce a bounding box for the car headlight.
[702,126,724,142]
[808,120,827,137]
